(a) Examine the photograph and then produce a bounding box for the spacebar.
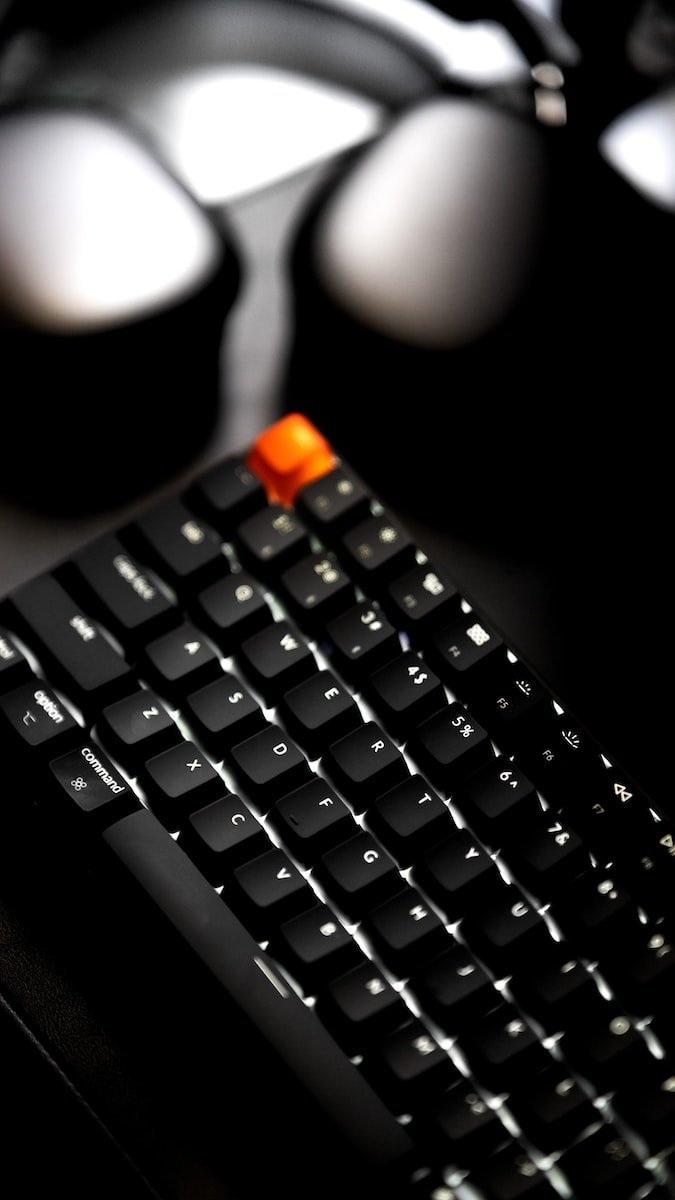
[103,808,412,1173]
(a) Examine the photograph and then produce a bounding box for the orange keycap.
[246,413,336,506]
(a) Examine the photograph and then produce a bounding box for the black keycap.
[5,573,134,713]
[425,1082,510,1165]
[364,888,451,977]
[500,812,590,900]
[178,793,269,882]
[520,716,606,808]
[384,564,460,642]
[471,1143,559,1200]
[66,535,178,647]
[612,814,675,924]
[366,776,455,868]
[339,513,416,590]
[139,621,222,703]
[268,779,356,867]
[236,504,311,577]
[227,848,315,939]
[325,602,401,683]
[428,612,505,697]
[183,674,266,757]
[314,833,405,921]
[563,771,667,869]
[364,1020,456,1111]
[613,1069,675,1154]
[508,1068,598,1154]
[0,679,81,758]
[551,870,645,964]
[558,1126,651,1199]
[603,929,675,1020]
[366,652,447,738]
[185,455,266,535]
[412,946,501,1035]
[315,960,408,1054]
[278,670,362,759]
[48,742,140,828]
[238,619,317,704]
[97,689,182,771]
[280,553,356,629]
[460,890,556,978]
[453,756,541,848]
[470,665,552,752]
[322,722,409,814]
[270,905,361,993]
[509,953,603,1036]
[123,497,228,595]
[192,571,273,655]
[0,627,33,692]
[461,1002,552,1093]
[294,466,370,538]
[228,724,311,813]
[407,703,493,792]
[563,1009,656,1093]
[142,739,223,829]
[411,830,503,923]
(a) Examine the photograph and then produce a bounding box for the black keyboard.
[1,413,673,1200]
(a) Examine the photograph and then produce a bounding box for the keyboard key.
[429,612,505,697]
[48,742,140,828]
[424,1082,510,1165]
[461,1003,552,1093]
[366,652,447,738]
[412,830,503,923]
[470,665,553,751]
[407,703,493,792]
[551,870,645,964]
[460,891,555,978]
[66,535,179,647]
[314,833,405,921]
[325,601,401,683]
[245,411,336,506]
[507,1068,598,1154]
[97,689,181,771]
[295,466,370,538]
[268,779,356,867]
[603,929,675,1020]
[364,888,451,977]
[366,776,455,868]
[412,946,501,1035]
[509,953,603,1036]
[315,960,408,1054]
[613,1069,675,1154]
[183,674,266,757]
[178,793,268,882]
[384,564,460,642]
[192,571,273,655]
[5,573,134,713]
[364,1020,456,1110]
[453,756,541,848]
[185,455,266,535]
[500,812,590,900]
[123,497,229,595]
[558,1126,651,1199]
[0,627,33,692]
[228,724,311,813]
[520,716,606,808]
[139,621,222,703]
[235,504,311,578]
[227,848,315,939]
[270,905,361,993]
[322,721,409,814]
[238,619,317,704]
[471,1143,559,1200]
[0,679,81,758]
[278,670,362,759]
[142,740,223,829]
[339,513,416,590]
[563,1009,656,1093]
[280,553,356,629]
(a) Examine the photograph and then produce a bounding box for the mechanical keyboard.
[1,413,674,1200]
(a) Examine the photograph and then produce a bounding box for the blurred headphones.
[0,1,669,537]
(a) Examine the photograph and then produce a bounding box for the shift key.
[5,574,135,714]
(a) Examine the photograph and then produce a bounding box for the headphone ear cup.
[282,95,556,548]
[0,101,241,514]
